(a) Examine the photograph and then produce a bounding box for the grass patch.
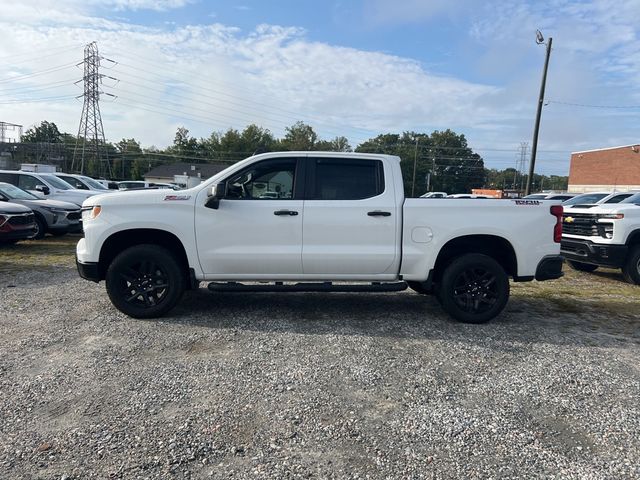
[0,235,78,274]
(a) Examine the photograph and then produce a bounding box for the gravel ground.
[1,237,639,479]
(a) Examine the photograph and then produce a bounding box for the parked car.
[523,193,575,201]
[446,194,492,199]
[77,151,564,324]
[118,181,177,190]
[0,202,36,244]
[563,192,611,206]
[595,192,638,204]
[561,192,640,283]
[0,170,99,206]
[420,192,448,198]
[0,182,82,239]
[53,173,113,193]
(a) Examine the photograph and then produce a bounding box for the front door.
[195,157,304,277]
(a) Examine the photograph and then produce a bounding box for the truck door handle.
[367,211,391,217]
[274,209,298,216]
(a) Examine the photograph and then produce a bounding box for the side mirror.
[35,185,50,195]
[205,182,226,209]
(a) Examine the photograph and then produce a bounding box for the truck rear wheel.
[437,253,509,324]
[622,246,640,285]
[567,260,598,273]
[105,244,185,318]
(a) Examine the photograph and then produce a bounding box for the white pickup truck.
[76,152,564,323]
[561,193,640,283]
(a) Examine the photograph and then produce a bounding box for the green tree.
[315,136,352,152]
[280,121,318,151]
[22,121,62,143]
[357,129,484,196]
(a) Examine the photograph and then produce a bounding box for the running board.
[207,281,408,293]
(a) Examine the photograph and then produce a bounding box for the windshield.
[79,175,108,190]
[563,193,608,205]
[41,174,73,190]
[603,193,633,204]
[621,193,640,204]
[0,182,38,200]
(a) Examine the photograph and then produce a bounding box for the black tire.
[105,244,186,318]
[32,215,47,240]
[622,246,640,285]
[437,253,509,324]
[406,281,432,295]
[567,260,598,273]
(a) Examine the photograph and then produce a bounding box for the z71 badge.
[164,195,191,201]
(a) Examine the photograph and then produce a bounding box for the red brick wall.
[569,146,640,185]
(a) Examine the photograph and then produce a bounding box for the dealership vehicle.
[0,170,99,206]
[0,182,82,239]
[77,152,564,323]
[118,181,177,190]
[54,173,113,193]
[446,194,492,199]
[0,202,36,244]
[524,192,575,201]
[595,192,637,204]
[563,192,611,207]
[561,192,640,283]
[420,192,448,198]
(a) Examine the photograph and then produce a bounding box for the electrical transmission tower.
[513,142,528,191]
[72,42,117,177]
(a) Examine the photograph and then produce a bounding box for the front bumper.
[561,238,627,268]
[76,257,101,282]
[0,227,37,242]
[535,255,564,281]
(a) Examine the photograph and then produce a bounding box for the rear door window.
[307,158,384,200]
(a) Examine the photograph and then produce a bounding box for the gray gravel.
[1,242,639,479]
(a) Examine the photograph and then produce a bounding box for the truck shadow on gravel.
[162,289,639,348]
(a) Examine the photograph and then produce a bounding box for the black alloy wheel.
[438,253,509,323]
[106,244,185,318]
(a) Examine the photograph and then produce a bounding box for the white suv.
[0,170,99,206]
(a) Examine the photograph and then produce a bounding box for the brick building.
[568,144,640,193]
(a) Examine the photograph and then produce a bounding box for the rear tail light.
[550,205,563,243]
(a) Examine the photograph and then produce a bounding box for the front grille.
[7,213,34,226]
[563,213,599,237]
[66,211,81,221]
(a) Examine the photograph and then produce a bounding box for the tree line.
[16,120,568,196]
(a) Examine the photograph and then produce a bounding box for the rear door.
[302,156,399,276]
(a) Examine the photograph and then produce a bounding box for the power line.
[547,100,640,109]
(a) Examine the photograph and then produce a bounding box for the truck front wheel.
[437,253,509,324]
[105,244,185,318]
[622,246,640,285]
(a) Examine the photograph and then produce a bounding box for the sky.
[0,0,639,175]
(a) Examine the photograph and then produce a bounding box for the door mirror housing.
[205,182,226,209]
[35,184,50,195]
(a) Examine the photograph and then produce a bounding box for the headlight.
[42,206,67,214]
[82,205,101,220]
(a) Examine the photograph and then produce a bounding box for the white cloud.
[1,0,639,176]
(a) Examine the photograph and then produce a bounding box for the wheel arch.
[625,229,640,246]
[432,234,517,283]
[98,228,190,283]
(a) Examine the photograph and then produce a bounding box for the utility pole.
[525,30,552,196]
[72,42,117,177]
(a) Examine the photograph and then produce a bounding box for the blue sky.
[1,0,639,175]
